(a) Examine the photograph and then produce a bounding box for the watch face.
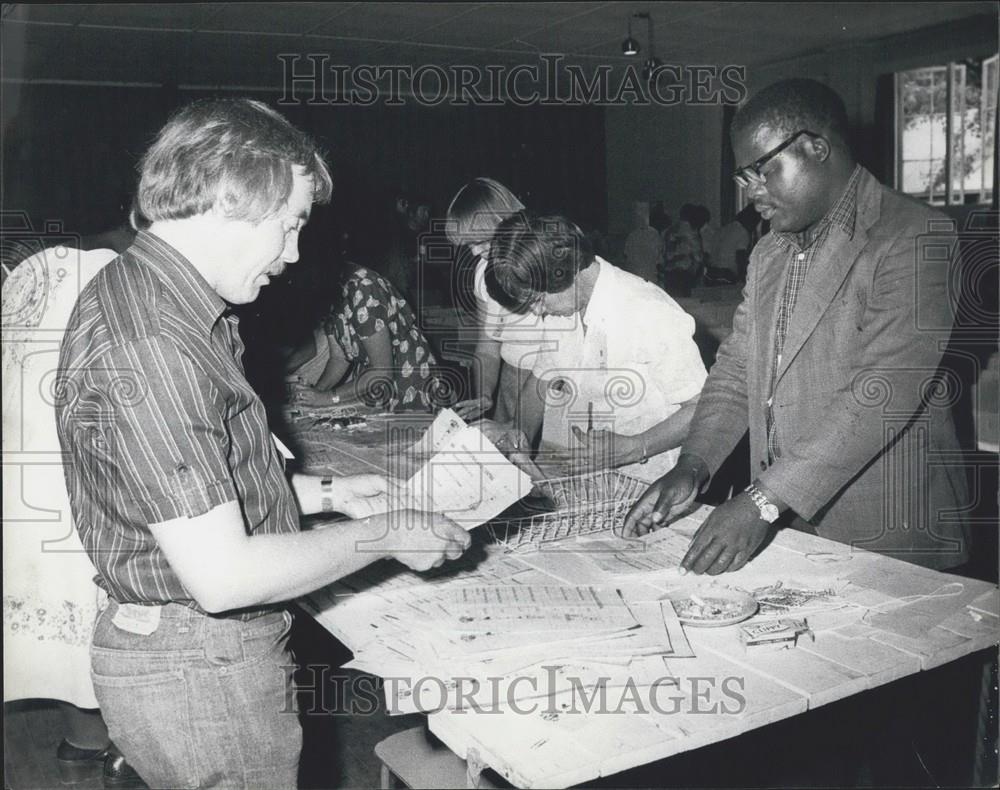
[761,503,780,523]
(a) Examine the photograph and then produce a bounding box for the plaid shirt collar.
[774,164,862,252]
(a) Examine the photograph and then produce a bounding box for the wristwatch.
[745,483,780,523]
[320,476,336,513]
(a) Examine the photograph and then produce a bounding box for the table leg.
[466,747,485,789]
[973,650,999,787]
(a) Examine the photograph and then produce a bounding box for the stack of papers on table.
[305,574,693,715]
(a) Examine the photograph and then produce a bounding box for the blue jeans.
[91,599,301,789]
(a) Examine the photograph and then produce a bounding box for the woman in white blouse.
[484,212,708,482]
[446,178,572,427]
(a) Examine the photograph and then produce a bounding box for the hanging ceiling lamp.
[637,12,663,81]
[621,15,640,56]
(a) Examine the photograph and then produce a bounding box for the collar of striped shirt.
[128,230,229,337]
[773,164,862,253]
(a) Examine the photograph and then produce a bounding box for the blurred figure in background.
[661,203,711,297]
[622,200,664,284]
[649,201,671,235]
[704,203,763,285]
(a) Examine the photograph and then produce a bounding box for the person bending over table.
[446,178,574,425]
[624,78,971,576]
[484,212,707,483]
[290,262,444,412]
[55,98,470,790]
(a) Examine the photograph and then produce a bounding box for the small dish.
[663,587,758,627]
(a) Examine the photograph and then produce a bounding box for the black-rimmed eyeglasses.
[732,129,821,188]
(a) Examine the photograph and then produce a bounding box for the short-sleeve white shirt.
[531,257,708,480]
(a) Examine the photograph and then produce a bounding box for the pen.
[587,401,593,432]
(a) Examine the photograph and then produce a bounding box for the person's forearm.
[291,473,321,515]
[286,333,318,375]
[682,284,753,474]
[475,337,502,401]
[633,397,700,460]
[290,473,336,516]
[204,517,392,611]
[515,371,546,445]
[323,369,388,406]
[314,336,351,390]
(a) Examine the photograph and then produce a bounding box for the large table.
[293,412,999,788]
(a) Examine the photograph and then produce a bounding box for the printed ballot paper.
[402,409,533,530]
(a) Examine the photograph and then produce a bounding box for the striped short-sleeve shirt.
[55,231,299,620]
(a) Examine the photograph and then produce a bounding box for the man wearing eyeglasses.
[625,78,970,576]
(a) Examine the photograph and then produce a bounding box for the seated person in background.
[704,203,762,285]
[622,201,664,284]
[445,178,571,425]
[485,212,707,483]
[661,203,711,297]
[291,261,443,412]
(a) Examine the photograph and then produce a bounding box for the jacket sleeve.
[758,219,958,519]
[681,258,755,475]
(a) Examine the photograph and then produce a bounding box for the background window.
[896,54,998,205]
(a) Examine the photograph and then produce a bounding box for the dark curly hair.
[483,212,593,314]
[731,79,851,151]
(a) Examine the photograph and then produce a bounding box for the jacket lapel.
[774,169,881,384]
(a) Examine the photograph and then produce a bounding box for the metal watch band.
[320,476,335,513]
[745,483,779,523]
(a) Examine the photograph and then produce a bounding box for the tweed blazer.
[684,167,970,569]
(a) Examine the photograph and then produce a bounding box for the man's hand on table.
[679,491,773,575]
[370,511,471,572]
[622,454,709,537]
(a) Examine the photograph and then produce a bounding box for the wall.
[602,13,998,242]
[1,86,607,247]
[746,14,998,186]
[604,101,723,239]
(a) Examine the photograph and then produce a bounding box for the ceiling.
[1,2,997,91]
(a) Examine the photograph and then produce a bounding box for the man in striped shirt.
[55,98,469,789]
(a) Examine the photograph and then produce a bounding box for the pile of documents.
[301,409,700,714]
[305,563,693,714]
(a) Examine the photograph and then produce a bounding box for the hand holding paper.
[402,409,534,530]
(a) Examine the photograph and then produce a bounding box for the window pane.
[898,58,998,205]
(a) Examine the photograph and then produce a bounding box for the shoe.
[103,749,147,790]
[56,739,109,784]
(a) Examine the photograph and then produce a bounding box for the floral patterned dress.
[323,267,441,412]
[3,246,119,707]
